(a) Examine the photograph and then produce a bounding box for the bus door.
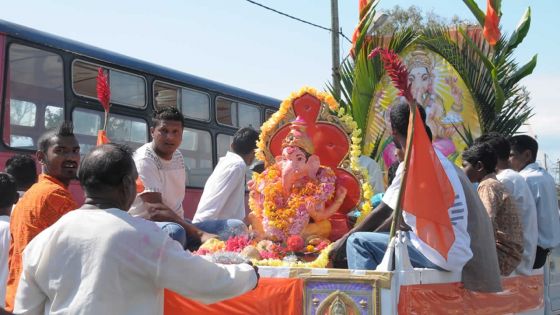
[1,42,65,172]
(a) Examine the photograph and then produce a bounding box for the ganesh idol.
[248,118,347,242]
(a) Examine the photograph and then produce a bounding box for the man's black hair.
[231,127,259,155]
[37,121,75,153]
[474,132,510,160]
[5,154,38,191]
[387,162,399,186]
[152,106,184,128]
[78,143,135,193]
[509,135,538,163]
[0,172,18,209]
[389,99,427,137]
[462,142,497,174]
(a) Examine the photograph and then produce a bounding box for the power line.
[243,0,352,43]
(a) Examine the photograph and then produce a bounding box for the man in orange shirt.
[5,122,80,311]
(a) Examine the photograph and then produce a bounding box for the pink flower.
[286,235,305,252]
[225,235,251,252]
[316,241,330,251]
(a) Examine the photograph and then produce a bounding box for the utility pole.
[331,0,341,100]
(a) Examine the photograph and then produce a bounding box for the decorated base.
[163,267,543,315]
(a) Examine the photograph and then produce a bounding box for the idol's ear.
[275,155,283,164]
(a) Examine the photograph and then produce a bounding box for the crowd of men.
[0,103,558,314]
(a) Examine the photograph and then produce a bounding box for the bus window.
[238,103,260,129]
[153,81,179,109]
[45,106,64,129]
[265,109,275,122]
[10,100,36,127]
[181,88,209,121]
[180,127,211,188]
[216,97,261,129]
[72,60,146,108]
[72,108,148,155]
[216,98,236,126]
[2,44,64,149]
[216,133,233,159]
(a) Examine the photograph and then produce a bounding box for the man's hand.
[328,237,348,268]
[200,231,219,243]
[145,203,182,223]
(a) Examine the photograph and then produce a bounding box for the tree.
[376,5,474,34]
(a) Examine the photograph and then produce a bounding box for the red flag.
[96,68,110,112]
[402,107,455,259]
[96,130,110,145]
[483,0,500,46]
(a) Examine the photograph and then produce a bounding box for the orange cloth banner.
[403,106,455,259]
[398,275,544,314]
[164,278,304,315]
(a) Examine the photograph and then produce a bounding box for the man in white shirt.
[193,128,259,238]
[474,133,538,275]
[509,135,560,269]
[336,101,473,272]
[128,107,218,250]
[0,173,18,308]
[13,144,259,315]
[358,155,385,194]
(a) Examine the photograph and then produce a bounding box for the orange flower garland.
[250,163,337,241]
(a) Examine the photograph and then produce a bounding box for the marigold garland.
[251,163,337,241]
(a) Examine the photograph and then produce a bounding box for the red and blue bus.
[0,19,279,219]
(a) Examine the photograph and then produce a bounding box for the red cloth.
[398,275,544,314]
[164,278,303,315]
[483,0,500,46]
[402,106,455,259]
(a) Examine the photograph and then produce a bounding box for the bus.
[0,19,280,219]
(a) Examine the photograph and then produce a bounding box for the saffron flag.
[96,130,109,145]
[402,106,455,259]
[483,0,500,46]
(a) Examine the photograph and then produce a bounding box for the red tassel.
[96,68,111,113]
[368,48,412,102]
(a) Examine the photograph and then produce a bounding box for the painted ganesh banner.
[364,45,481,169]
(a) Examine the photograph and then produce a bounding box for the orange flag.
[483,0,500,46]
[96,130,110,145]
[402,106,455,259]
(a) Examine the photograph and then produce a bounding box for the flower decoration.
[251,163,337,241]
[255,86,375,229]
[286,235,305,252]
[225,235,251,253]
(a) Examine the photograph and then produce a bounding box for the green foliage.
[328,2,535,154]
[419,4,535,143]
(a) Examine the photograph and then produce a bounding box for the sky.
[1,0,559,179]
